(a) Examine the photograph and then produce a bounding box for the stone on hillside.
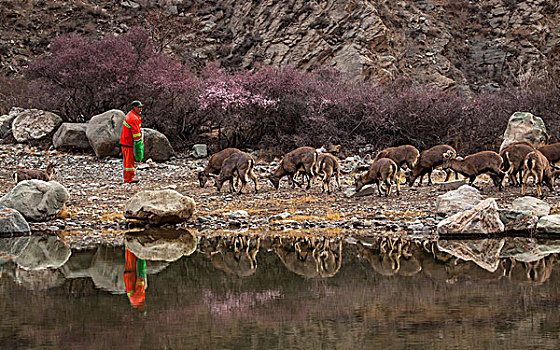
[11,109,63,145]
[353,184,378,197]
[511,196,550,217]
[437,198,505,235]
[143,128,174,161]
[0,235,30,265]
[0,206,30,236]
[498,209,538,232]
[191,144,208,158]
[436,184,482,215]
[437,238,505,272]
[499,112,547,152]
[124,228,196,262]
[85,109,125,158]
[52,123,92,151]
[0,107,23,142]
[124,189,195,224]
[536,215,560,234]
[0,180,69,221]
[14,235,71,270]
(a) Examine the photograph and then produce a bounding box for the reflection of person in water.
[123,247,147,313]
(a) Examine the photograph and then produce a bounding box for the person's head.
[130,100,143,114]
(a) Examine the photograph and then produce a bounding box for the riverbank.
[1,144,558,247]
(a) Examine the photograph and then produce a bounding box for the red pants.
[122,146,135,183]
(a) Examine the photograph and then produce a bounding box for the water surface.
[1,231,560,349]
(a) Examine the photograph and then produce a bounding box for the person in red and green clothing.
[123,246,147,313]
[119,100,144,183]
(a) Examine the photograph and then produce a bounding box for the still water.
[1,229,560,349]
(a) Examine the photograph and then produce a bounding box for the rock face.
[0,206,30,236]
[143,128,174,161]
[13,235,71,270]
[437,198,505,235]
[124,189,196,224]
[11,109,63,144]
[52,123,92,152]
[0,180,70,222]
[85,109,125,158]
[2,1,559,92]
[124,228,196,262]
[499,112,548,152]
[436,185,482,216]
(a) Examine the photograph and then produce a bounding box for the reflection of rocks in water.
[501,254,557,286]
[209,235,260,277]
[437,239,505,272]
[0,235,30,265]
[273,236,342,278]
[88,245,126,294]
[357,237,422,277]
[124,228,196,262]
[14,266,66,290]
[500,238,560,263]
[14,234,71,271]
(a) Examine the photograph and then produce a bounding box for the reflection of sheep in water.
[209,235,260,277]
[358,237,422,276]
[501,254,557,285]
[273,236,342,278]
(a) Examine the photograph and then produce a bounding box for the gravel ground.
[1,144,558,247]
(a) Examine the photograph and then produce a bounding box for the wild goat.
[537,142,560,167]
[215,152,258,194]
[521,149,554,198]
[405,144,457,186]
[373,144,420,170]
[442,150,505,189]
[317,153,341,194]
[355,158,400,196]
[500,142,535,186]
[13,162,56,183]
[198,148,241,187]
[268,146,318,190]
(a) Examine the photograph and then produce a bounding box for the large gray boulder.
[11,109,63,145]
[511,196,550,217]
[437,198,505,235]
[13,235,71,271]
[0,180,69,221]
[498,209,538,232]
[0,206,30,236]
[0,107,23,142]
[124,189,195,224]
[52,123,92,151]
[436,185,482,216]
[85,109,124,158]
[143,128,174,161]
[499,112,548,152]
[124,228,196,262]
[536,215,560,234]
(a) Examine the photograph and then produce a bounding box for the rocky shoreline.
[2,143,559,248]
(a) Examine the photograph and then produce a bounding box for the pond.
[1,229,560,349]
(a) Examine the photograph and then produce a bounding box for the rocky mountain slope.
[1,0,559,93]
